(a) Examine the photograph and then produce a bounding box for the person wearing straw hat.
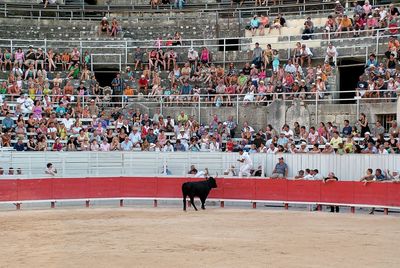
[98,17,110,36]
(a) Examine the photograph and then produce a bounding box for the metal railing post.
[10,40,13,54]
[223,38,226,68]
[375,30,379,54]
[236,95,239,124]
[315,92,318,124]
[79,41,83,63]
[287,35,291,59]
[198,97,201,125]
[125,41,128,65]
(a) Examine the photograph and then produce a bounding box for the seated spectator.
[268,14,286,35]
[270,157,288,178]
[249,15,260,36]
[336,14,353,37]
[98,17,110,36]
[302,17,314,40]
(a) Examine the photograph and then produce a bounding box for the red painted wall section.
[0,177,400,207]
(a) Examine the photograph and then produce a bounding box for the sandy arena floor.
[0,207,399,268]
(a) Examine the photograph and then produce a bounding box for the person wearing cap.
[177,127,189,150]
[365,14,378,36]
[271,157,288,178]
[98,17,110,36]
[321,143,335,154]
[298,141,309,153]
[334,1,344,15]
[386,169,400,181]
[237,149,253,177]
[187,48,199,70]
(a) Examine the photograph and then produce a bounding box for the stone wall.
[129,100,397,134]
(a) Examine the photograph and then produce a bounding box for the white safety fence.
[0,151,399,180]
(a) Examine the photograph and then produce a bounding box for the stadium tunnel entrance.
[338,60,365,104]
[93,68,120,87]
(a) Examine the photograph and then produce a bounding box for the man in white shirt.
[237,149,253,177]
[61,113,75,130]
[313,169,324,180]
[301,43,313,67]
[129,127,142,148]
[284,59,296,74]
[187,48,199,69]
[266,143,278,154]
[325,43,338,66]
[17,94,34,114]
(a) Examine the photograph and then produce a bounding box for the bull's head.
[207,177,218,188]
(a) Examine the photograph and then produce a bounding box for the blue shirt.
[181,85,192,95]
[342,126,352,136]
[120,140,133,151]
[14,142,25,151]
[250,19,259,28]
[2,117,14,129]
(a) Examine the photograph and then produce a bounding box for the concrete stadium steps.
[97,0,217,5]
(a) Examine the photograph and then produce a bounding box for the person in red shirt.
[138,74,148,95]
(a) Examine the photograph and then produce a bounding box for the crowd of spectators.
[1,98,399,154]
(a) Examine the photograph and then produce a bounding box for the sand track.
[0,208,399,268]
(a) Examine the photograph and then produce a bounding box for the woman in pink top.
[14,48,24,67]
[32,100,43,120]
[200,47,210,65]
[256,80,267,104]
[363,0,372,15]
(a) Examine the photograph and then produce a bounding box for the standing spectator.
[324,172,340,212]
[271,157,288,178]
[187,48,198,70]
[252,42,263,68]
[237,149,253,177]
[334,1,345,15]
[134,47,144,71]
[111,73,124,104]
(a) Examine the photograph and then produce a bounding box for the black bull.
[182,177,218,211]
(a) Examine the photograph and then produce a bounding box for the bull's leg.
[190,196,198,211]
[200,197,206,210]
[183,194,187,211]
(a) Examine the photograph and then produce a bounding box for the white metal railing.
[0,26,395,67]
[0,151,398,181]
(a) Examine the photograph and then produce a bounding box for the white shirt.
[163,144,174,152]
[129,132,142,144]
[62,118,75,130]
[188,51,199,60]
[100,142,110,151]
[313,173,324,180]
[240,152,253,166]
[283,129,294,138]
[209,142,220,152]
[326,46,337,56]
[267,147,278,154]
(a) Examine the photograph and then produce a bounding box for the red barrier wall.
[1,177,400,208]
